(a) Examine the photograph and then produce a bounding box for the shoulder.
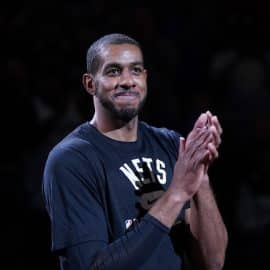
[44,122,102,175]
[139,121,182,148]
[42,124,105,201]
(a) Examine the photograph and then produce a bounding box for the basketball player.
[42,33,228,270]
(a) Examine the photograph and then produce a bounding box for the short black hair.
[86,33,142,75]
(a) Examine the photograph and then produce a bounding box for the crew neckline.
[82,121,143,149]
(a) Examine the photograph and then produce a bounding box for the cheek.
[136,79,147,94]
[99,77,117,91]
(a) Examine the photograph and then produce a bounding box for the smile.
[114,92,139,102]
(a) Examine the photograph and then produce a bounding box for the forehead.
[98,44,143,67]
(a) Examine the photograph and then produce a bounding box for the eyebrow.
[104,61,144,69]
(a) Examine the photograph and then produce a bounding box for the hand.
[204,110,223,166]
[169,113,214,200]
[187,111,222,169]
[200,111,223,185]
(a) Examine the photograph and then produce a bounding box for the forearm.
[148,188,187,228]
[90,214,169,270]
[91,189,188,269]
[188,180,228,270]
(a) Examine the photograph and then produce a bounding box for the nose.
[119,69,135,89]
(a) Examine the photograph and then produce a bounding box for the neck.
[90,113,139,142]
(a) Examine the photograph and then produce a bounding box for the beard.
[97,91,147,123]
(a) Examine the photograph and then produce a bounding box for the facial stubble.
[96,89,147,123]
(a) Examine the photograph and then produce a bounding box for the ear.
[82,73,96,96]
[144,69,147,80]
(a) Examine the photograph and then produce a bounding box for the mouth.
[113,91,140,103]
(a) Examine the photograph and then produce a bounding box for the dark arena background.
[5,0,270,269]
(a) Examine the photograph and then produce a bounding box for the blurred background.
[5,0,270,269]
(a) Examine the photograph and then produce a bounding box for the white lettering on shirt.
[119,157,167,189]
[120,163,140,190]
[156,159,166,184]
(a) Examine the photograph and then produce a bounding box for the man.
[42,33,228,270]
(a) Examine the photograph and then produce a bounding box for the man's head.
[86,33,142,75]
[83,33,147,123]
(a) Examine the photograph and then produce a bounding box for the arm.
[89,214,169,270]
[43,113,216,270]
[185,177,228,270]
[91,113,213,269]
[184,112,228,270]
[43,146,171,270]
[148,112,217,229]
[90,121,212,270]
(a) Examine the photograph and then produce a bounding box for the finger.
[189,130,214,170]
[193,113,208,129]
[206,110,212,125]
[207,110,216,128]
[186,120,209,148]
[212,115,223,135]
[209,125,221,147]
[206,110,213,117]
[179,137,186,157]
[186,128,211,158]
[193,149,210,170]
[186,127,206,147]
[189,130,213,160]
[186,112,210,143]
[207,142,219,160]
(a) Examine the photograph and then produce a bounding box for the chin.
[100,95,146,122]
[114,108,139,122]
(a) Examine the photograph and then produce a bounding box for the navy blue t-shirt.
[42,121,190,270]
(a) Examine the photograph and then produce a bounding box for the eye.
[132,66,143,75]
[106,67,121,76]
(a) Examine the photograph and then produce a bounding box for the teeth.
[115,95,137,101]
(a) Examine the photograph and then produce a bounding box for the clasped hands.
[183,110,222,168]
[171,111,223,199]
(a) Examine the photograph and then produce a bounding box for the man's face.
[93,44,147,122]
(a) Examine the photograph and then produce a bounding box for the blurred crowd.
[5,1,270,269]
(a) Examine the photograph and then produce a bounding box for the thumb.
[194,113,208,129]
[179,137,186,154]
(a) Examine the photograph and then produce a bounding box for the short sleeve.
[42,145,108,252]
[167,129,182,156]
